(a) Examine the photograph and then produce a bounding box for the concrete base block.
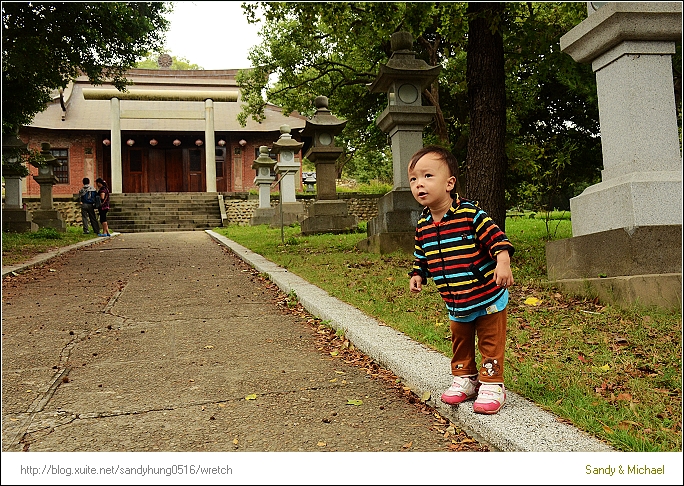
[2,209,38,233]
[250,207,276,226]
[546,225,682,310]
[546,225,681,280]
[301,214,359,235]
[32,210,67,232]
[550,273,681,311]
[356,232,415,255]
[270,202,306,228]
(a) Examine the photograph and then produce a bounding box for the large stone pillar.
[1,133,37,232]
[110,97,122,194]
[205,99,217,192]
[546,2,682,309]
[356,31,441,254]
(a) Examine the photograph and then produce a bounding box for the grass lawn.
[214,217,682,452]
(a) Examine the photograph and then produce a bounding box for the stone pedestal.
[32,209,67,232]
[2,208,39,233]
[550,2,682,309]
[301,200,359,235]
[355,189,421,254]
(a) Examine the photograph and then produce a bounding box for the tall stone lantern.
[270,125,306,227]
[31,142,67,232]
[1,132,38,232]
[299,95,358,235]
[545,2,682,309]
[357,31,441,254]
[249,146,277,225]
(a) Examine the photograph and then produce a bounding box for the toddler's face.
[408,153,455,208]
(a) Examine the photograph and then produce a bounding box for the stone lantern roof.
[368,31,441,94]
[300,96,347,138]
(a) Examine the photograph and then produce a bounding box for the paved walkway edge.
[207,230,614,452]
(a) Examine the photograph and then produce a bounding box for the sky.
[163,1,263,69]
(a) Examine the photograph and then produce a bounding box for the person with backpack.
[78,177,100,235]
[95,177,111,237]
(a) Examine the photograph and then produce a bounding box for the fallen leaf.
[330,351,338,357]
[402,441,413,449]
[317,441,326,447]
[329,378,337,383]
[233,438,239,445]
[346,399,363,406]
[334,371,345,374]
[578,354,588,363]
[245,394,257,401]
[524,297,542,306]
[420,391,431,402]
[203,345,214,349]
[616,393,632,401]
[598,363,611,372]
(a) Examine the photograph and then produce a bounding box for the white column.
[110,98,122,194]
[205,99,217,192]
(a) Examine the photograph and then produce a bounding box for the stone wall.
[224,193,382,226]
[4,193,383,228]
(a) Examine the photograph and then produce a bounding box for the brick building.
[18,67,306,197]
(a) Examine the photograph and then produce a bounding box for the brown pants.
[449,308,507,384]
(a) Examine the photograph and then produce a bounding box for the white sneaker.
[473,383,506,414]
[440,375,480,405]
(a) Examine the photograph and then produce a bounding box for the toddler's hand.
[409,275,422,293]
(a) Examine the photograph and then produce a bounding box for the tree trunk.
[465,2,507,230]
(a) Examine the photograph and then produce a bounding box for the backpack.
[82,190,97,205]
[93,192,102,209]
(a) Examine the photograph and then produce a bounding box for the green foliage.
[2,2,171,134]
[238,2,605,212]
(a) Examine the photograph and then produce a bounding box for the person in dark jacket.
[78,177,100,234]
[408,145,514,415]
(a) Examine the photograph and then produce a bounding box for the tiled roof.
[29,69,305,132]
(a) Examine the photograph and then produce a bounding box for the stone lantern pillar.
[357,31,441,254]
[270,125,306,227]
[545,2,682,309]
[31,142,67,232]
[299,95,358,235]
[250,146,277,225]
[1,132,38,232]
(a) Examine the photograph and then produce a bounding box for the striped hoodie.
[409,196,515,319]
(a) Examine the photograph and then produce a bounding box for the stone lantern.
[357,31,441,254]
[299,95,358,235]
[31,142,67,232]
[249,145,277,225]
[270,125,306,227]
[1,132,38,232]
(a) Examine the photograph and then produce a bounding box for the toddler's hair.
[409,145,460,195]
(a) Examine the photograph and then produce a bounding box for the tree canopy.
[237,2,609,213]
[2,2,171,135]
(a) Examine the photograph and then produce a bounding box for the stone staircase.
[107,193,224,233]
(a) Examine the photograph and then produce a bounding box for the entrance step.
[107,193,223,233]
